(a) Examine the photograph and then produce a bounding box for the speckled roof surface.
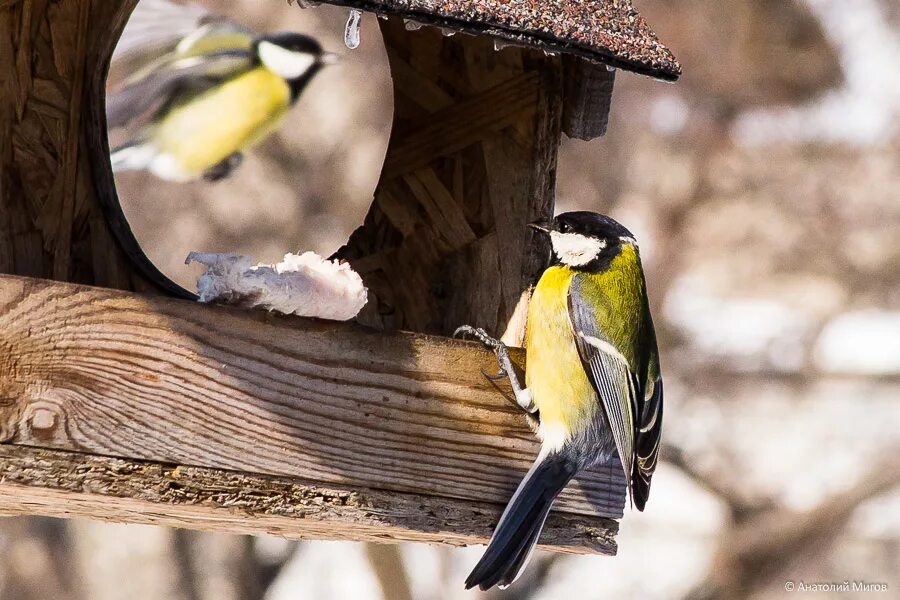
[322,0,680,80]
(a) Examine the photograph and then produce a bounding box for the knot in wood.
[30,408,58,431]
[24,402,64,441]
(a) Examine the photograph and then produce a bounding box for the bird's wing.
[632,373,663,509]
[111,0,250,73]
[567,274,642,501]
[107,0,255,128]
[106,49,253,129]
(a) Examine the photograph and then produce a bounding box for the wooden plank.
[0,445,617,554]
[51,0,90,280]
[381,71,540,179]
[0,275,628,522]
[562,57,616,140]
[401,168,476,251]
[383,47,454,113]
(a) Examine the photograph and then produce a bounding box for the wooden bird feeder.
[0,0,679,555]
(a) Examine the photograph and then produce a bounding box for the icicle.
[377,13,388,21]
[403,19,423,31]
[493,39,509,51]
[543,49,558,57]
[440,28,456,37]
[344,9,362,49]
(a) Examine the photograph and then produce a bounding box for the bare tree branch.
[685,449,900,600]
[0,518,84,600]
[364,542,413,600]
[662,444,777,521]
[481,552,565,600]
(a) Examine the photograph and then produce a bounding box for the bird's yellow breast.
[525,266,597,449]
[524,245,646,450]
[153,68,291,174]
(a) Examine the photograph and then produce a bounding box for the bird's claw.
[202,152,244,182]
[453,325,503,350]
[480,366,508,381]
[457,323,536,421]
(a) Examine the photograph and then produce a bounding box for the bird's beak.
[321,52,340,65]
[527,221,551,234]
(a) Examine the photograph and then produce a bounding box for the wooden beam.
[0,275,626,548]
[0,445,617,554]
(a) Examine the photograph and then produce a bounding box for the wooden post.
[337,19,561,338]
[0,0,186,297]
[1,0,135,288]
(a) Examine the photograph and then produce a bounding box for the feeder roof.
[328,0,681,80]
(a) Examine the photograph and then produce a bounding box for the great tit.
[108,2,335,182]
[456,211,663,590]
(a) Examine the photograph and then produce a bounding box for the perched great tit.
[456,211,663,590]
[108,2,335,182]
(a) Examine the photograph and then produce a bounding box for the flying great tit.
[108,0,335,182]
[456,211,663,590]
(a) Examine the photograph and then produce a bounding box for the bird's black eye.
[558,222,571,233]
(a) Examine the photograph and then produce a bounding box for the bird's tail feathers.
[110,141,156,173]
[465,451,578,591]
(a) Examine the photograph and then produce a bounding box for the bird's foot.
[453,325,501,349]
[202,152,244,182]
[454,325,537,414]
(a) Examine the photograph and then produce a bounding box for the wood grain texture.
[0,275,628,522]
[0,3,629,547]
[562,56,616,141]
[336,20,561,338]
[0,445,618,554]
[0,0,154,291]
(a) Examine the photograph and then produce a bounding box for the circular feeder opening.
[105,0,392,291]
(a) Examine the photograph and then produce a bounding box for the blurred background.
[2,0,898,598]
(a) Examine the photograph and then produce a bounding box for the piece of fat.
[185,251,367,321]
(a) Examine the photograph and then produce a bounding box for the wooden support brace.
[0,275,625,551]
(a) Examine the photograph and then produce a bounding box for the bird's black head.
[530,211,637,271]
[253,32,336,98]
[257,32,324,56]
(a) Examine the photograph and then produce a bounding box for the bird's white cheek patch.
[258,41,316,79]
[550,232,606,267]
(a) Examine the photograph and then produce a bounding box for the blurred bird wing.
[106,50,253,129]
[173,23,254,60]
[567,275,640,499]
[110,0,252,88]
[112,0,211,66]
[112,0,249,62]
